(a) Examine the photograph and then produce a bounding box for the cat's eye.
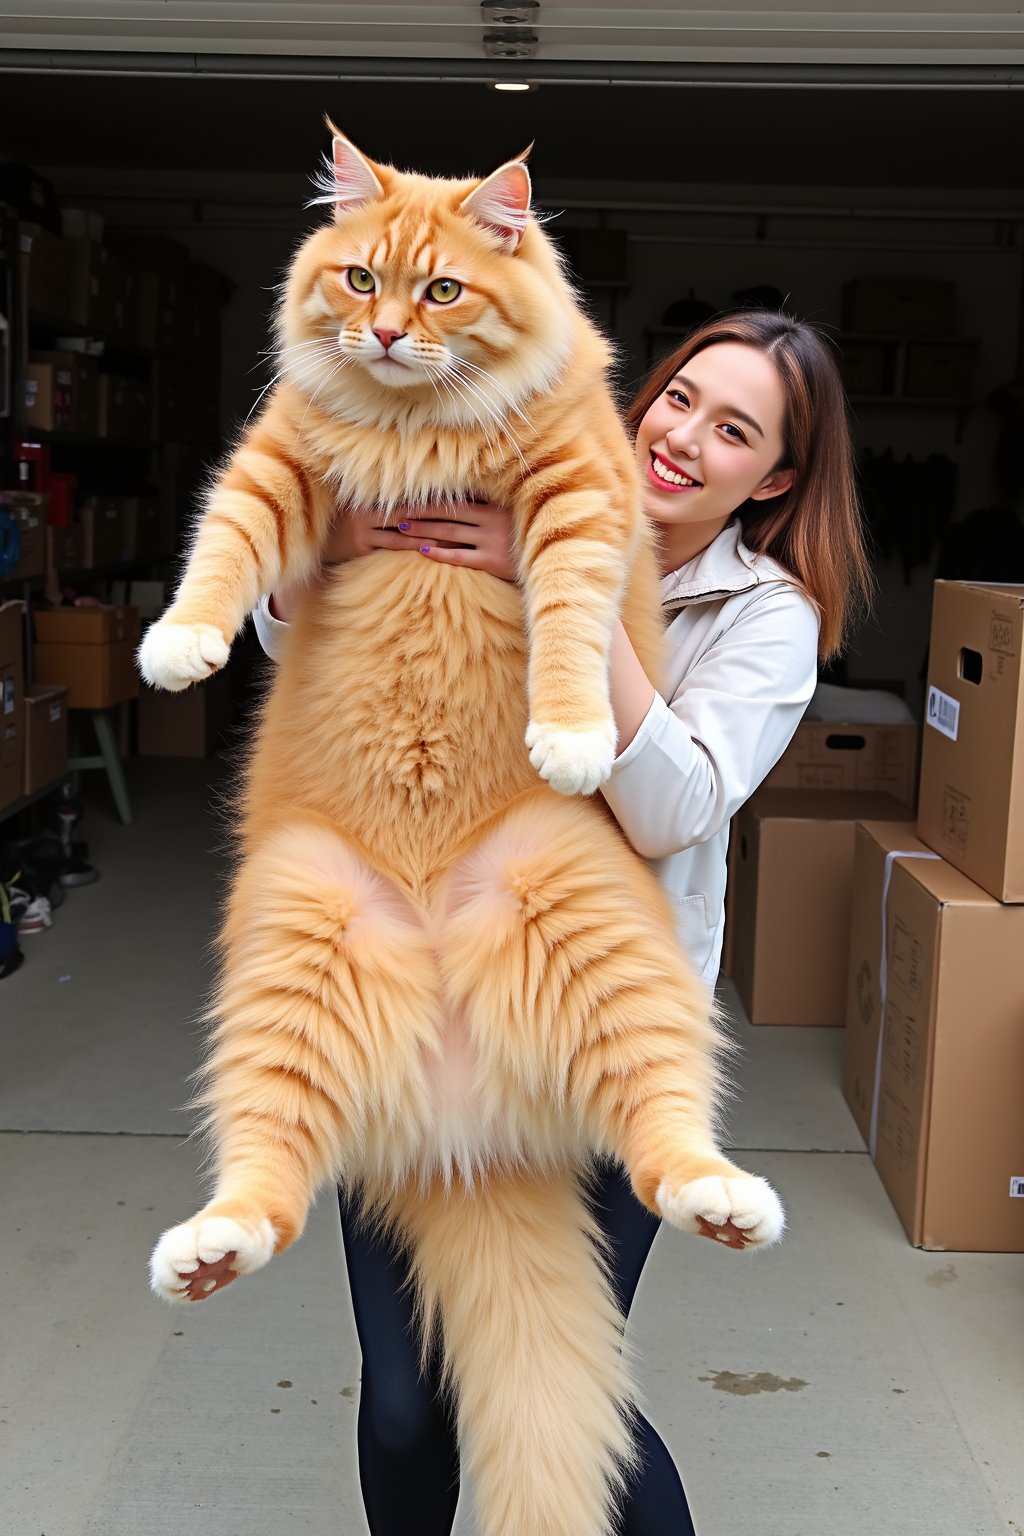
[346,267,376,294]
[426,278,462,304]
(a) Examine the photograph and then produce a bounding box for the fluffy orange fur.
[142,129,782,1536]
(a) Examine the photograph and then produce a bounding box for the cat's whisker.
[295,354,353,436]
[444,366,532,475]
[247,341,341,423]
[445,364,528,448]
[450,358,532,429]
[434,370,497,448]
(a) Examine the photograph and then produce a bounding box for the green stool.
[68,708,133,826]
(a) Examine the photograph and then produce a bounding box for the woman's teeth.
[653,456,698,487]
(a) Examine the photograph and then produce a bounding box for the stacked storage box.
[724,718,917,1024]
[843,581,1024,1252]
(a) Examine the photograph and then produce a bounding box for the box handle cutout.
[739,834,749,861]
[958,647,982,685]
[824,732,867,752]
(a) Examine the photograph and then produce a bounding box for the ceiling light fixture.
[491,80,534,92]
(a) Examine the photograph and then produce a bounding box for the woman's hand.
[269,501,517,620]
[364,501,517,583]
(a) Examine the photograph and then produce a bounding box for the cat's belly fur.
[243,555,603,1183]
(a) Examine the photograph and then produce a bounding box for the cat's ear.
[315,118,385,216]
[460,159,532,251]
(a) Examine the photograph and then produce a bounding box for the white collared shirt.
[600,518,819,980]
[252,517,819,983]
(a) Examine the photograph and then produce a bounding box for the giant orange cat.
[141,125,784,1536]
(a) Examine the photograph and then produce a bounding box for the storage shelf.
[21,430,156,449]
[27,310,153,358]
[0,771,69,825]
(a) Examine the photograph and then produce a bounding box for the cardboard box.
[98,376,152,443]
[720,721,918,974]
[32,604,140,710]
[0,601,26,812]
[24,361,75,433]
[841,276,956,336]
[47,522,84,574]
[905,341,976,400]
[761,720,918,804]
[80,497,133,569]
[138,668,232,757]
[732,789,911,1026]
[66,240,135,337]
[844,821,1024,1251]
[917,580,1024,901]
[18,222,76,319]
[0,492,47,582]
[23,683,69,794]
[29,351,99,435]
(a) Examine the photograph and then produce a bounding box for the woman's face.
[634,341,794,560]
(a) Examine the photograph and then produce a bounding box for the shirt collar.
[659,517,794,612]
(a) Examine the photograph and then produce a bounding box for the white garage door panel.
[2,1,1023,66]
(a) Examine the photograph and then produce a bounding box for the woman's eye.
[721,423,747,443]
[346,267,376,294]
[426,278,462,304]
[667,389,689,407]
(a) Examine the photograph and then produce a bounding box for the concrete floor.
[2,757,1022,1536]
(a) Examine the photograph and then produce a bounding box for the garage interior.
[2,5,1023,1534]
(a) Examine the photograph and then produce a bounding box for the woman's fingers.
[396,520,478,543]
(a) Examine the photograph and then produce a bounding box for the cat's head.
[277,125,577,427]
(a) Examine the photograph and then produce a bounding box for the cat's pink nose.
[373,327,407,351]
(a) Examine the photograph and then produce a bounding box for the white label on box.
[926,686,960,741]
[2,679,14,716]
[19,230,33,253]
[1011,1176,1024,1199]
[48,703,62,724]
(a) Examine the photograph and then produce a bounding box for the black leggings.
[338,1162,697,1536]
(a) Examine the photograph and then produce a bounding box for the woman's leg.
[337,1189,461,1536]
[587,1161,698,1536]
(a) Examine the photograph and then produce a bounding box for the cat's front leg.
[516,479,632,797]
[140,396,333,691]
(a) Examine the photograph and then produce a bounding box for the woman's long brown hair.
[625,310,873,660]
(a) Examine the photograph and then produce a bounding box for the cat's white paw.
[149,1214,277,1303]
[525,720,616,796]
[656,1174,785,1249]
[137,621,230,692]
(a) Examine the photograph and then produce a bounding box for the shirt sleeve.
[600,583,820,860]
[252,592,288,663]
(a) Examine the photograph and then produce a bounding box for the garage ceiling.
[1,3,1022,193]
[0,70,1021,193]
[1,0,1024,70]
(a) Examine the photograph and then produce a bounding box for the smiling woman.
[626,309,872,659]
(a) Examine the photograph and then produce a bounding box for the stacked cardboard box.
[721,718,917,982]
[33,605,140,710]
[0,601,26,813]
[843,581,1024,1252]
[23,684,69,795]
[25,351,100,435]
[730,789,911,1027]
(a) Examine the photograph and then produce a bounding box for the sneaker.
[17,894,52,934]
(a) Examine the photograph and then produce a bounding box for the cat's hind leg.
[438,792,784,1249]
[150,819,442,1303]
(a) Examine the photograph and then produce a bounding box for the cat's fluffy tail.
[391,1165,637,1536]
